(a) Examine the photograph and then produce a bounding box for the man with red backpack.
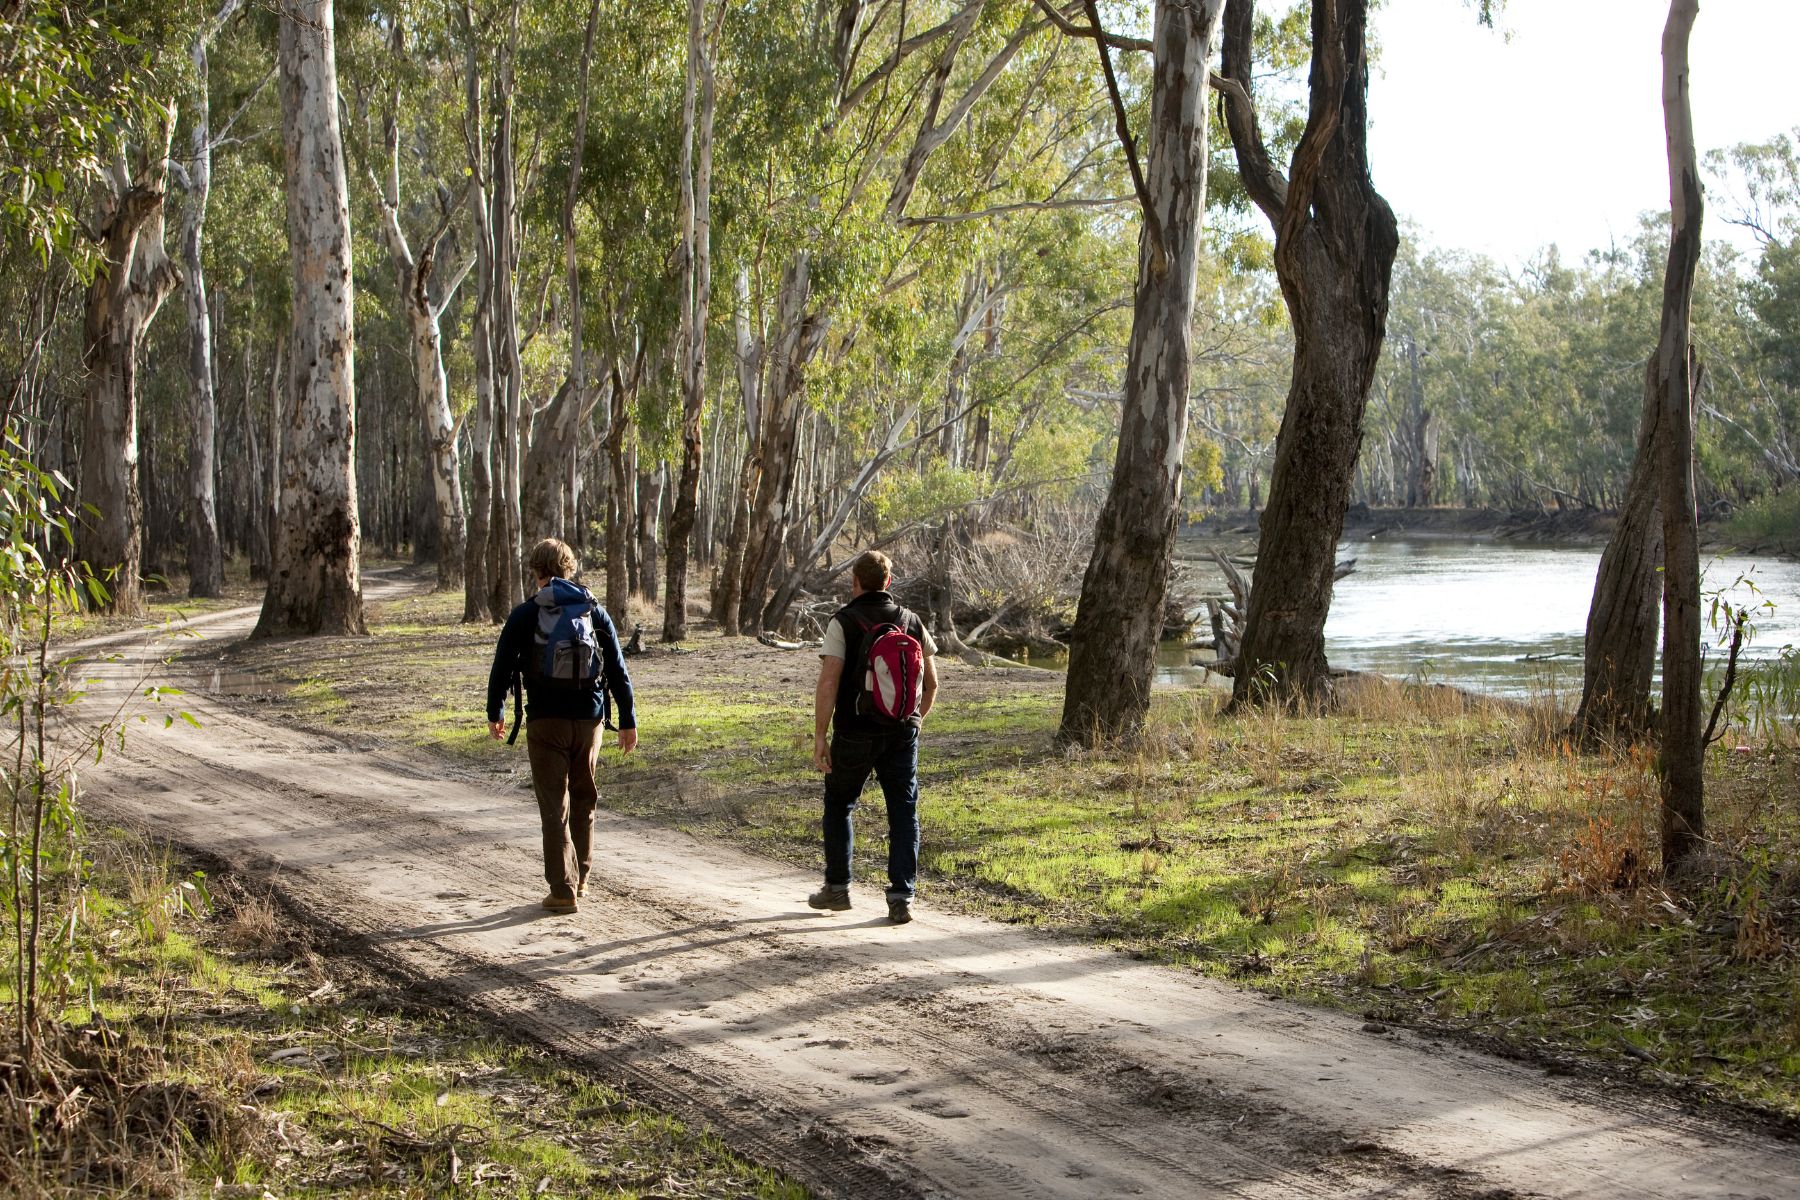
[809,550,939,924]
[486,538,637,914]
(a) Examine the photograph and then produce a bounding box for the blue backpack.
[528,578,604,687]
[507,578,610,744]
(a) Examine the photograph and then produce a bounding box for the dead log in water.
[1205,548,1354,678]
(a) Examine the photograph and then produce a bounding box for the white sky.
[1365,0,1800,267]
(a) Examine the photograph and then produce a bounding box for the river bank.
[1188,503,1796,557]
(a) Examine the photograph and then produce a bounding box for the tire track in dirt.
[74,590,1800,1199]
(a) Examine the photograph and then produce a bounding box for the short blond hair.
[528,538,578,581]
[851,550,892,592]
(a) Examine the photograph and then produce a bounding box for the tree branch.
[839,2,979,115]
[1217,0,1288,223]
[1030,0,1152,52]
[899,193,1135,225]
[1278,0,1346,249]
[1081,0,1162,268]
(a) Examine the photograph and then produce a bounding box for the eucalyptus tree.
[1053,0,1230,745]
[459,2,496,621]
[255,0,367,637]
[716,0,1086,637]
[519,0,601,569]
[176,0,248,599]
[484,0,524,618]
[1653,0,1705,869]
[76,103,183,616]
[663,0,721,642]
[365,20,473,592]
[1215,0,1398,708]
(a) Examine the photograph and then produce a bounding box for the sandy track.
[75,586,1800,1199]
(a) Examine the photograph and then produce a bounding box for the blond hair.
[851,550,892,593]
[527,538,578,582]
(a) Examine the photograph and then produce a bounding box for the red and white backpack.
[847,610,924,726]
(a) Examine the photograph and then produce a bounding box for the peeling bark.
[255,0,366,638]
[1057,0,1227,744]
[77,110,182,617]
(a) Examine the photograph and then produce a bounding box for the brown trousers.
[525,717,601,899]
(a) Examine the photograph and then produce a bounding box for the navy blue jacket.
[486,581,637,730]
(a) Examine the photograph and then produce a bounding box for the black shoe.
[887,897,913,925]
[807,885,851,911]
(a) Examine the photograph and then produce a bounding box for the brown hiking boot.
[542,893,577,914]
[807,885,851,912]
[576,869,590,898]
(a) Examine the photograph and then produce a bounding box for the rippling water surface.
[1323,540,1800,699]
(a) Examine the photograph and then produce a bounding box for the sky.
[1364,0,1800,268]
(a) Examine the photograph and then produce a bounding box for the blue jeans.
[822,725,920,900]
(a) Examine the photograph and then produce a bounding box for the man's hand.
[813,735,831,774]
[488,719,506,741]
[617,727,638,754]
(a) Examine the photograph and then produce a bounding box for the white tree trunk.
[256,0,366,637]
[181,4,240,599]
[1058,0,1228,743]
[371,94,468,591]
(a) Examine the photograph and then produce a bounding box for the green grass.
[3,829,808,1198]
[211,588,1800,1124]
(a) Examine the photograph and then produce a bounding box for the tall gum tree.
[1569,354,1665,744]
[255,0,366,638]
[1217,0,1398,708]
[369,63,472,593]
[76,107,183,616]
[521,0,601,564]
[177,0,244,599]
[1056,0,1229,745]
[1654,0,1705,869]
[459,3,495,622]
[484,0,525,620]
[663,0,721,643]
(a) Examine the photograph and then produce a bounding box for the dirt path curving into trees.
[75,582,1800,1199]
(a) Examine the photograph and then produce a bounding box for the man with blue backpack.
[486,538,637,914]
[809,550,938,924]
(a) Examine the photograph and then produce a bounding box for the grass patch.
[208,586,1800,1124]
[2,829,807,1199]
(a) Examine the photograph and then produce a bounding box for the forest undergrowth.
[0,828,806,1199]
[203,582,1800,1126]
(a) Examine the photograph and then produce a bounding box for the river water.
[1013,538,1800,701]
[1320,539,1800,699]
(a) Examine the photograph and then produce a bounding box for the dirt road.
[76,587,1800,1199]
